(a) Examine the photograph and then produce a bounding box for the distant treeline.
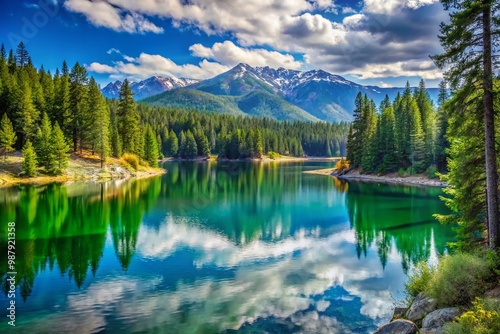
[0,42,349,174]
[346,81,448,174]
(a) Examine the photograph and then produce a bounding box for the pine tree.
[86,78,110,167]
[433,0,500,248]
[49,123,69,175]
[144,126,159,167]
[179,131,187,158]
[379,96,398,172]
[21,140,37,177]
[346,93,364,167]
[117,79,139,154]
[110,112,121,158]
[166,130,178,157]
[34,112,52,170]
[69,62,88,152]
[253,129,263,158]
[15,42,29,68]
[415,79,436,167]
[184,130,198,158]
[16,76,39,143]
[0,113,16,161]
[53,67,71,138]
[194,130,210,157]
[435,80,450,172]
[360,97,377,172]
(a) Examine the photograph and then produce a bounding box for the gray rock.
[373,319,418,334]
[406,293,437,323]
[422,307,460,332]
[392,307,408,320]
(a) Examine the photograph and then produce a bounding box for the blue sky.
[1,0,447,88]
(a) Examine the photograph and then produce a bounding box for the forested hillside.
[346,80,447,175]
[0,42,349,176]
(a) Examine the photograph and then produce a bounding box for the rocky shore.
[305,168,447,187]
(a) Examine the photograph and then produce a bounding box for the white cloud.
[86,52,229,80]
[75,0,444,80]
[342,6,357,14]
[189,41,302,69]
[106,48,120,55]
[363,0,440,14]
[64,0,163,34]
[86,62,118,73]
[348,61,443,80]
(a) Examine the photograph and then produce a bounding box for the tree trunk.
[482,1,499,248]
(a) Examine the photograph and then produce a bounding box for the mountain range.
[102,63,439,123]
[101,76,199,100]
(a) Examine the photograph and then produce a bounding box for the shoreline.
[305,168,448,187]
[0,152,166,188]
[163,156,341,163]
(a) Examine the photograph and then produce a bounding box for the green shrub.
[444,298,500,334]
[429,253,491,307]
[405,260,436,299]
[427,165,439,179]
[397,168,408,177]
[268,151,280,160]
[121,153,139,170]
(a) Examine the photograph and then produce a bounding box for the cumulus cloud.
[64,0,163,34]
[73,0,445,80]
[189,41,302,69]
[88,42,304,80]
[86,52,229,80]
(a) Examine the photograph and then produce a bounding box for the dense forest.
[0,42,349,176]
[346,80,448,175]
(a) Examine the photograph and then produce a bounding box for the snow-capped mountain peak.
[101,75,199,100]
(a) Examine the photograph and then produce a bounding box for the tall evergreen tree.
[433,0,500,248]
[117,79,139,154]
[0,113,16,161]
[144,126,159,167]
[435,80,450,171]
[34,112,52,170]
[53,67,71,136]
[15,42,29,68]
[16,76,39,143]
[21,140,37,177]
[379,96,398,172]
[49,123,70,175]
[184,130,198,158]
[346,93,364,167]
[69,62,88,152]
[166,130,178,157]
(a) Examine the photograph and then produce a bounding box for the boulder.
[406,293,437,323]
[421,307,460,333]
[373,319,418,334]
[392,307,408,320]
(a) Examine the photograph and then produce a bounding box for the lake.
[0,161,455,333]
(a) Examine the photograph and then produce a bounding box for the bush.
[444,298,500,334]
[397,168,408,177]
[405,260,436,299]
[428,253,491,307]
[268,151,280,160]
[334,158,350,174]
[121,153,139,170]
[427,165,439,179]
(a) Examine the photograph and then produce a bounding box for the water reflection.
[0,162,454,333]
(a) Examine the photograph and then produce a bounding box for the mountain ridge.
[102,64,439,123]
